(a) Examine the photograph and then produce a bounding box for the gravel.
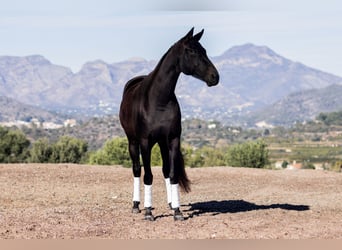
[0,164,341,239]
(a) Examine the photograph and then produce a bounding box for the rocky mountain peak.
[25,55,51,65]
[218,43,287,67]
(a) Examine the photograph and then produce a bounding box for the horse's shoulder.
[123,75,147,93]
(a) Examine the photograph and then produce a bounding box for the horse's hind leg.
[140,139,154,221]
[159,141,172,209]
[129,140,141,213]
[169,138,185,221]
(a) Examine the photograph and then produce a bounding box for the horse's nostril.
[211,73,219,83]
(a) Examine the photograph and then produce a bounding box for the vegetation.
[1,109,342,171]
[317,111,342,126]
[332,161,342,172]
[88,138,270,169]
[228,140,269,168]
[21,115,124,151]
[49,136,88,163]
[183,146,226,168]
[0,128,88,164]
[30,136,88,164]
[30,138,52,163]
[0,127,30,163]
[89,138,131,167]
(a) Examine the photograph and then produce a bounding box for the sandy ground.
[0,163,341,239]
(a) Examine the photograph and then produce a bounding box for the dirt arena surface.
[0,164,341,239]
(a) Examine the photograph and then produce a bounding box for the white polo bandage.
[144,184,153,208]
[133,177,140,202]
[165,178,172,204]
[171,184,180,209]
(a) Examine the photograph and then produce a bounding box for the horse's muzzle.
[206,69,219,87]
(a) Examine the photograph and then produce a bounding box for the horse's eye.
[186,48,196,55]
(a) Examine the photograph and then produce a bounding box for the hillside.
[1,44,342,126]
[0,96,67,125]
[248,84,342,126]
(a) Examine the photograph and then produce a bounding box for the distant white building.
[208,123,216,129]
[0,118,77,130]
[255,121,274,129]
[64,119,77,127]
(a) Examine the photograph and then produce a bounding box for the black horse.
[119,28,219,221]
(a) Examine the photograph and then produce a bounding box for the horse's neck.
[147,48,180,104]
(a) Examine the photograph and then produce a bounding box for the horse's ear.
[182,27,194,41]
[193,29,204,41]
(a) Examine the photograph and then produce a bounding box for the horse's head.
[177,28,219,87]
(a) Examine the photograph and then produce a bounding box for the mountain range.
[1,43,342,127]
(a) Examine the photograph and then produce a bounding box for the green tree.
[151,144,162,166]
[317,111,342,126]
[0,127,30,163]
[50,136,88,163]
[30,138,52,163]
[228,140,269,168]
[302,161,315,170]
[183,146,205,168]
[89,137,131,167]
[281,160,289,169]
[201,146,229,167]
[182,145,229,168]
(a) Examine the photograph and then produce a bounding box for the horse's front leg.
[169,138,185,221]
[140,139,154,221]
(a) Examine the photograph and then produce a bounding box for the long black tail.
[178,152,191,193]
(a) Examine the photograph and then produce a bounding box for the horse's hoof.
[168,203,173,210]
[132,201,141,213]
[144,207,155,221]
[174,213,185,221]
[132,207,141,214]
[144,214,155,221]
[174,208,185,221]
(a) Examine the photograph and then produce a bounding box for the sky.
[1,0,342,76]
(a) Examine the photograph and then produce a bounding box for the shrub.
[151,144,162,166]
[30,138,52,163]
[182,145,229,167]
[50,136,88,164]
[228,140,269,168]
[183,146,205,168]
[332,161,342,172]
[89,137,131,167]
[302,161,316,170]
[0,127,30,163]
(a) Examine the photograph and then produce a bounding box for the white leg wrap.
[133,177,140,202]
[171,184,180,209]
[165,178,172,204]
[144,184,152,208]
